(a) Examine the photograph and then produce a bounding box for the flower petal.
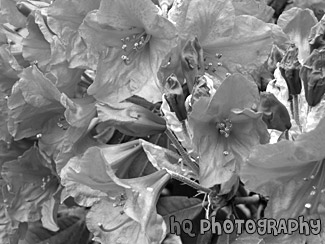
[241,117,325,220]
[97,101,166,137]
[1,146,60,223]
[278,7,318,63]
[232,0,274,22]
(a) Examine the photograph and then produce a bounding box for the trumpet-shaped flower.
[60,140,171,244]
[188,73,269,188]
[164,0,289,86]
[241,117,325,243]
[79,0,178,104]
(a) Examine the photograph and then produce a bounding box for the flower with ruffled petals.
[241,117,325,243]
[60,140,171,244]
[79,0,178,104]
[188,73,269,188]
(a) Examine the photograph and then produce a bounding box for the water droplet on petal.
[310,190,316,196]
[226,73,231,77]
[310,175,315,179]
[36,133,42,139]
[147,187,153,192]
[305,203,312,209]
[321,189,325,193]
[303,178,308,181]
[223,151,229,156]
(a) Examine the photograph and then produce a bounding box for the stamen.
[216,119,232,138]
[120,31,151,65]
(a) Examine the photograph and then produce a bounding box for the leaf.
[161,96,196,156]
[19,215,90,244]
[97,102,166,137]
[278,7,318,63]
[140,139,197,179]
[1,146,60,224]
[157,196,203,232]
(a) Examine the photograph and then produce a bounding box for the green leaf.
[157,196,203,232]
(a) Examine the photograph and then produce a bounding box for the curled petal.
[278,7,318,63]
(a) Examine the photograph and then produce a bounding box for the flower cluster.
[0,0,325,244]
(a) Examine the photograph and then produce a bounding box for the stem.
[166,170,211,194]
[165,128,199,174]
[233,195,260,205]
[293,95,302,131]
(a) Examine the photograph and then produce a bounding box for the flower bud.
[258,92,291,131]
[300,48,325,106]
[164,74,187,121]
[309,16,325,53]
[279,44,302,95]
[180,37,205,93]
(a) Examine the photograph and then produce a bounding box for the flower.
[279,44,302,96]
[277,7,318,63]
[300,48,325,106]
[79,0,178,104]
[241,117,325,243]
[188,73,269,188]
[60,140,171,244]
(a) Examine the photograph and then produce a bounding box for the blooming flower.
[241,117,325,243]
[164,0,288,84]
[187,73,269,188]
[60,140,171,244]
[78,0,178,104]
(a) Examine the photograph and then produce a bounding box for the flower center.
[120,31,151,65]
[216,119,232,138]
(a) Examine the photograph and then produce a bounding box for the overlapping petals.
[188,73,269,188]
[79,0,178,104]
[60,140,170,244]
